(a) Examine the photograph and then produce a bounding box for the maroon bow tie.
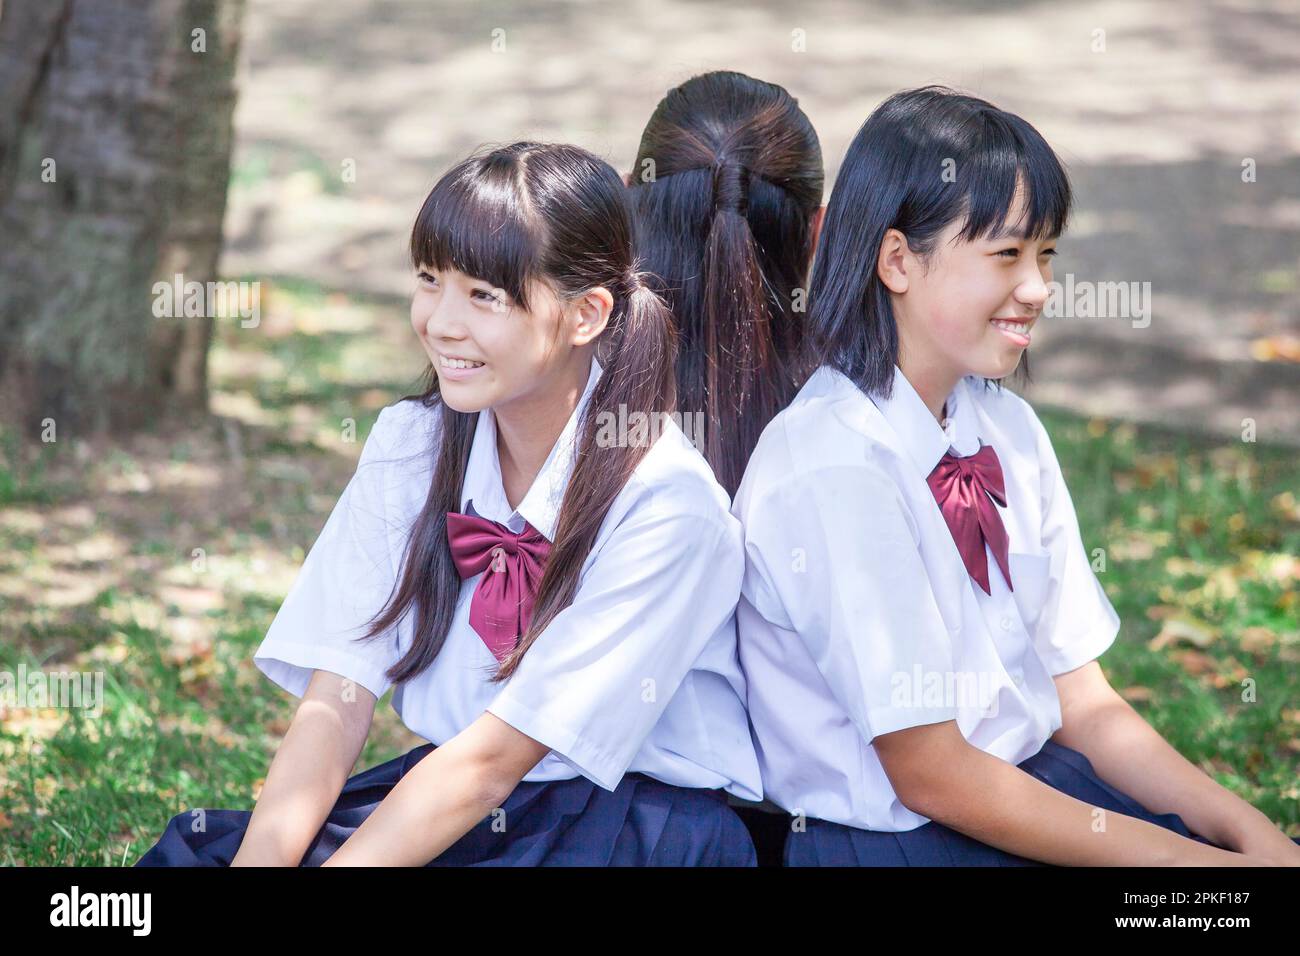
[445,510,552,661]
[926,444,1012,596]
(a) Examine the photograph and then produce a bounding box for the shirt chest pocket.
[1008,549,1052,638]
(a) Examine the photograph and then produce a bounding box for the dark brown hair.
[359,142,678,684]
[628,70,823,496]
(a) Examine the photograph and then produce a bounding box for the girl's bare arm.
[322,711,550,866]
[1050,660,1300,863]
[230,669,377,866]
[874,719,1266,866]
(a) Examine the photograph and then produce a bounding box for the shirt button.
[1000,616,1013,631]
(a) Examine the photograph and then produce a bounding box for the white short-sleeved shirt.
[733,364,1119,831]
[254,357,763,800]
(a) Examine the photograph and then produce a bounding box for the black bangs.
[954,110,1072,244]
[408,150,546,311]
[802,85,1073,398]
[368,140,676,690]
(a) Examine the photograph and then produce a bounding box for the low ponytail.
[629,70,824,496]
[701,162,780,495]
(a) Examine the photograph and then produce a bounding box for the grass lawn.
[1,279,1296,865]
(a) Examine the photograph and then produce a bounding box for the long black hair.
[805,85,1072,399]
[358,142,678,684]
[629,70,823,495]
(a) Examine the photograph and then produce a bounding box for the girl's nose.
[1016,272,1050,309]
[423,296,466,341]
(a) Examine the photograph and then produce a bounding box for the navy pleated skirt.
[135,742,757,866]
[785,739,1241,866]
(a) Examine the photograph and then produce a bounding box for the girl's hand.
[1233,825,1300,865]
[1247,840,1300,867]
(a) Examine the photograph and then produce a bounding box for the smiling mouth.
[990,317,1035,343]
[438,355,485,370]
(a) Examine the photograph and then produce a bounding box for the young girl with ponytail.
[136,141,762,867]
[624,71,824,866]
[627,70,825,498]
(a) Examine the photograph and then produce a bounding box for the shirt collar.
[869,366,984,476]
[459,356,602,541]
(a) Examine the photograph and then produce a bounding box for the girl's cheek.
[410,292,429,328]
[934,295,972,340]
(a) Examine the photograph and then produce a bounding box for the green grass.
[1,280,1295,864]
[0,277,425,866]
[1036,410,1299,827]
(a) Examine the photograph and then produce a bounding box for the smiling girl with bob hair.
[734,87,1300,867]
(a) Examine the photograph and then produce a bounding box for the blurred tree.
[0,0,246,436]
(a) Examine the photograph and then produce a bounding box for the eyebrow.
[986,224,1060,242]
[986,222,1030,240]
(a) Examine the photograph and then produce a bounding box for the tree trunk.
[0,0,245,437]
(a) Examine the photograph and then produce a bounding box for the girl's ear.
[809,205,827,262]
[623,170,633,187]
[877,227,911,294]
[571,286,613,347]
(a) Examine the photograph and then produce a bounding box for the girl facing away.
[732,86,1300,866]
[627,69,825,498]
[626,69,825,864]
[137,141,763,867]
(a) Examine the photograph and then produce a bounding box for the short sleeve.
[1027,411,1121,676]
[253,407,407,701]
[485,502,744,791]
[736,461,959,744]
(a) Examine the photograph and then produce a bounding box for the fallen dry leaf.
[1238,626,1278,654]
[1249,334,1300,363]
[1150,616,1219,651]
[1170,649,1218,676]
[1119,685,1155,703]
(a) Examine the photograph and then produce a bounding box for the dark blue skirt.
[786,739,1249,866]
[135,742,756,866]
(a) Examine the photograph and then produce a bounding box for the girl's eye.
[996,248,1020,258]
[1040,249,1058,258]
[473,289,506,306]
[416,270,437,285]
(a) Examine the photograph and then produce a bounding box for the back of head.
[629,70,824,496]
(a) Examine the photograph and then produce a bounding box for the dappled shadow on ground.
[0,282,430,778]
[221,0,1300,443]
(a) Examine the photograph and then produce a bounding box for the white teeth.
[440,356,484,369]
[991,320,1031,337]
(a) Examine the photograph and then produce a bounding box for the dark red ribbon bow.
[445,511,552,661]
[926,444,1013,595]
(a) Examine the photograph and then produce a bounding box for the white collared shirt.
[733,364,1119,831]
[254,357,763,800]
